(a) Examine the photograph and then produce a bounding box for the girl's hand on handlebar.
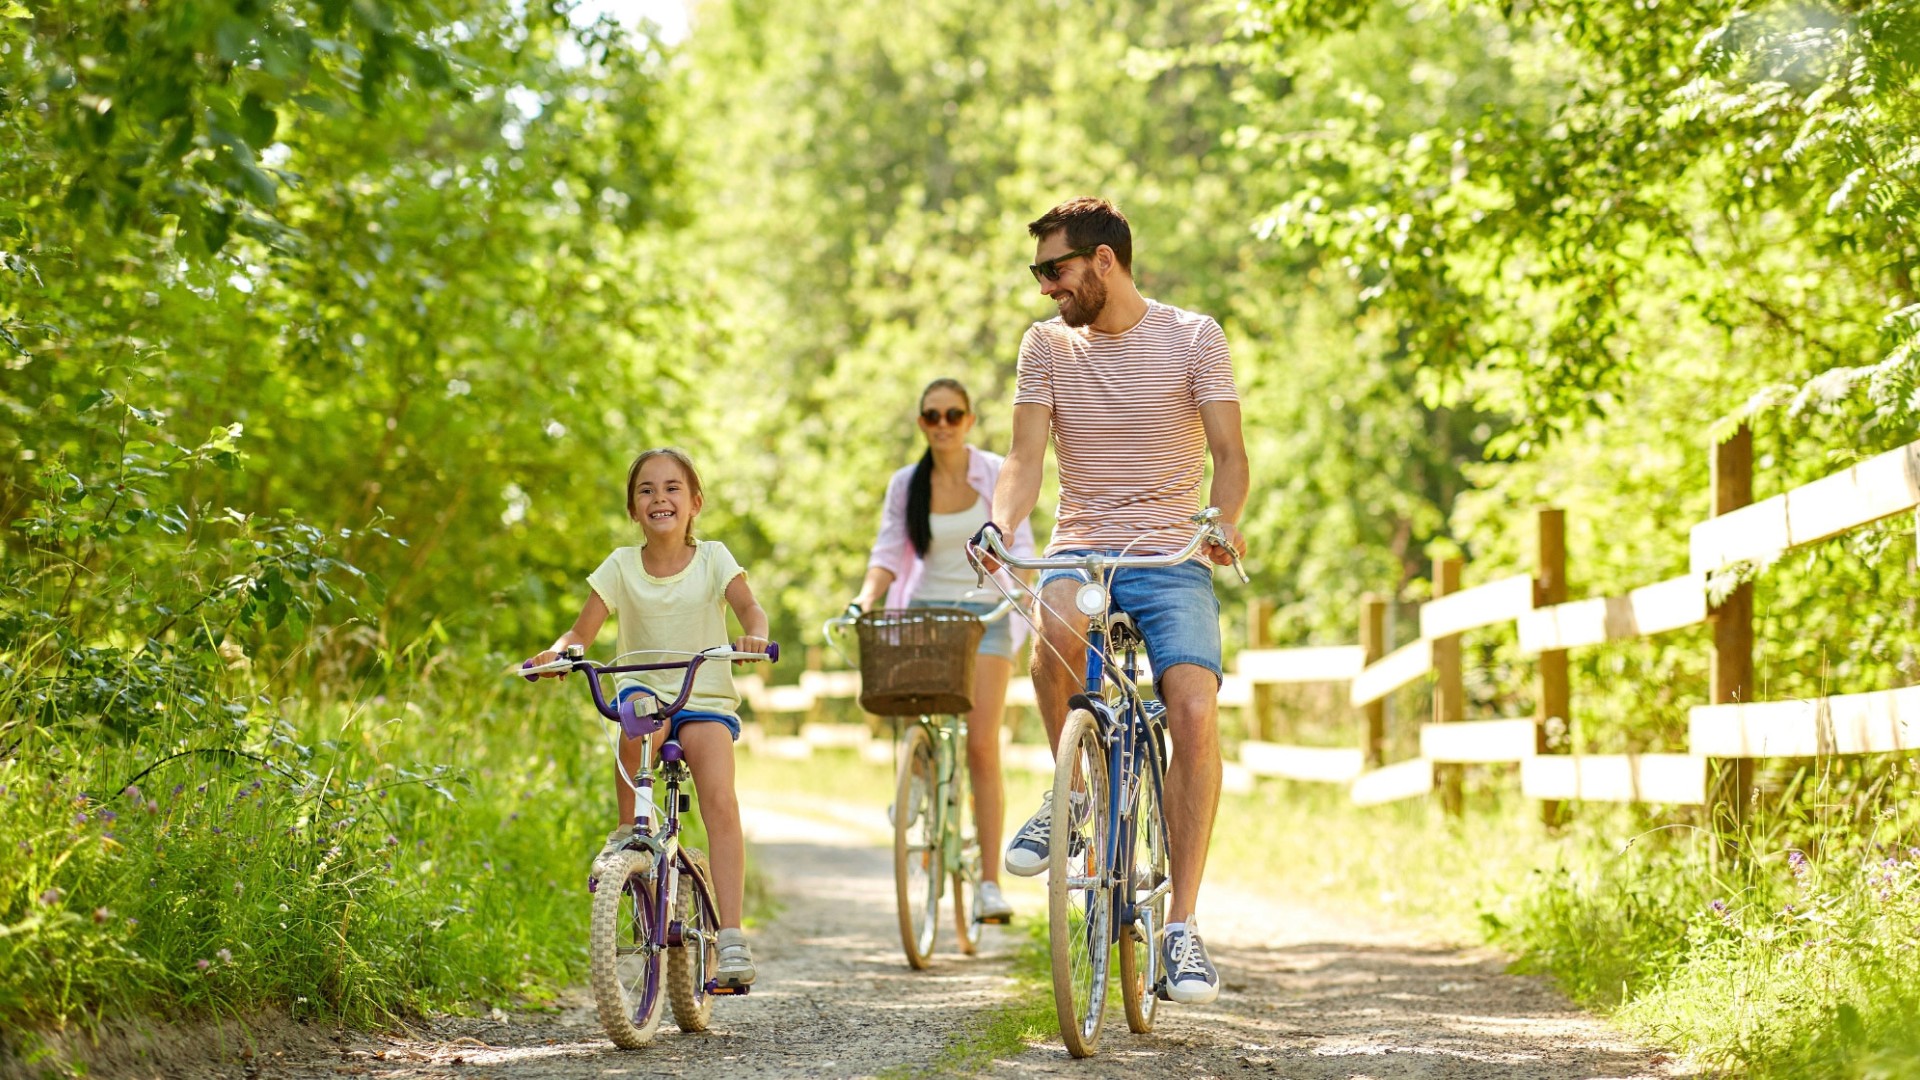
[731,635,772,663]
[525,649,569,678]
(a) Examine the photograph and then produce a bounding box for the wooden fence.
[741,423,1920,832]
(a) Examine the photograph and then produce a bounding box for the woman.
[850,377,1037,926]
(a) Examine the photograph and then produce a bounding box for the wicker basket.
[855,608,984,716]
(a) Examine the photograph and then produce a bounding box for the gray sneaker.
[973,880,1014,924]
[1159,921,1219,1004]
[716,928,756,987]
[1003,791,1088,877]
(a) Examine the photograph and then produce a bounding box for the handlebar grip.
[521,659,539,683]
[766,642,780,663]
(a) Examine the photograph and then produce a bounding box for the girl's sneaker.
[716,928,756,987]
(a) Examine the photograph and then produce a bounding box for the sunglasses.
[1028,245,1098,282]
[920,407,969,426]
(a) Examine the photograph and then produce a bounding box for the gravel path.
[139,793,1687,1080]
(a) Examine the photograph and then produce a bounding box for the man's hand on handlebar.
[967,521,1006,577]
[1206,521,1248,567]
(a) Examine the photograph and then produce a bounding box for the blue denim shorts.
[908,598,1015,660]
[616,684,742,741]
[1037,552,1222,686]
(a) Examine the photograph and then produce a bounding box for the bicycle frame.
[1076,610,1170,957]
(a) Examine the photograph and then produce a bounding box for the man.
[972,196,1249,1004]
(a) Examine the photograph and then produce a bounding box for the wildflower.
[1788,850,1808,877]
[1710,899,1728,914]
[147,800,159,814]
[17,841,30,854]
[123,785,142,801]
[93,908,110,924]
[384,835,399,848]
[100,809,117,823]
[172,784,185,797]
[75,812,88,825]
[217,948,233,964]
[211,826,223,835]
[232,881,244,897]
[483,861,493,873]
[125,917,138,927]
[278,903,289,912]
[196,959,210,972]
[38,888,61,906]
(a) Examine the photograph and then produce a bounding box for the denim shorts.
[908,597,1015,660]
[1036,552,1222,686]
[616,684,742,741]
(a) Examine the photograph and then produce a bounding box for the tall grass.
[0,655,646,1034]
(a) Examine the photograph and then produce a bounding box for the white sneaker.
[973,880,1014,924]
[716,927,756,987]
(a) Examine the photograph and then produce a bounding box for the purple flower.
[1710,899,1728,914]
[122,785,142,801]
[195,959,210,972]
[74,812,88,825]
[211,826,222,835]
[216,948,233,964]
[17,840,31,855]
[172,784,185,797]
[100,809,117,823]
[125,917,139,927]
[38,888,62,906]
[146,800,159,814]
[1788,850,1808,877]
[93,907,111,924]
[384,835,399,847]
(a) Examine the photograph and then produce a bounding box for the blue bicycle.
[972,509,1244,1057]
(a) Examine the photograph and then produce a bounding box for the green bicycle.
[825,595,1015,969]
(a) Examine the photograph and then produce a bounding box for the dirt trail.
[131,794,1686,1080]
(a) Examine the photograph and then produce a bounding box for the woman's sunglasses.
[1028,245,1098,282]
[921,407,969,426]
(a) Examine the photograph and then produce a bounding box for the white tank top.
[913,496,989,602]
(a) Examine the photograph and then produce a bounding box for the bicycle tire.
[894,723,941,969]
[949,728,984,956]
[667,848,720,1032]
[1049,707,1112,1058]
[1118,749,1170,1033]
[589,848,666,1048]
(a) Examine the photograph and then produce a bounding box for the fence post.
[1248,597,1277,742]
[1709,423,1755,857]
[1535,508,1569,829]
[1360,594,1387,768]
[1432,555,1465,816]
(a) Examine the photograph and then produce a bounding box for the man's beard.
[1059,275,1108,327]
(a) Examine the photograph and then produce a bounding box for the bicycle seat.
[1109,612,1144,651]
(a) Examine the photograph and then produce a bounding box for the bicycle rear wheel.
[1118,756,1170,1033]
[589,848,666,1048]
[894,722,941,969]
[667,848,720,1032]
[1049,707,1112,1058]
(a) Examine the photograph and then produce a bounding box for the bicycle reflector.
[1074,581,1108,617]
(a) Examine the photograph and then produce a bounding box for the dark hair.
[1028,197,1132,273]
[906,378,972,558]
[625,447,703,547]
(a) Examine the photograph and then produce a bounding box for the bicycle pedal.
[1154,977,1173,1002]
[706,981,751,996]
[974,912,1013,926]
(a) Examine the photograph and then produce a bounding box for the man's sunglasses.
[921,407,969,426]
[1028,245,1098,282]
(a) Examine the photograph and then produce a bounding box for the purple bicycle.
[519,641,778,1048]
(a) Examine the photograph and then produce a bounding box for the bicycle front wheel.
[1118,756,1170,1033]
[1049,707,1112,1058]
[894,722,941,969]
[667,847,720,1032]
[589,848,666,1048]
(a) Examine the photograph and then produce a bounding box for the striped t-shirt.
[1013,300,1238,554]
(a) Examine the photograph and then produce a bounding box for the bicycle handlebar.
[514,644,779,736]
[969,508,1250,584]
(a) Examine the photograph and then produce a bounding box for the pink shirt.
[866,445,1037,648]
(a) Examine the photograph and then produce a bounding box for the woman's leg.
[966,654,1013,884]
[678,722,746,928]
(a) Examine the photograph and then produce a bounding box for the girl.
[850,377,1037,925]
[527,447,769,988]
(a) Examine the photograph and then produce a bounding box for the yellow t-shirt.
[586,540,745,717]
